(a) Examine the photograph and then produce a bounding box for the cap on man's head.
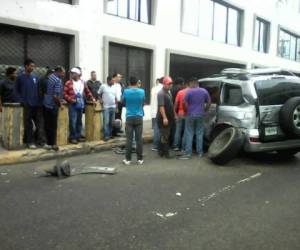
[70,67,81,75]
[163,76,173,85]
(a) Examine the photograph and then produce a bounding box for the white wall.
[1,0,300,120]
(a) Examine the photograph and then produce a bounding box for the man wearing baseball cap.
[64,67,95,144]
[156,76,176,158]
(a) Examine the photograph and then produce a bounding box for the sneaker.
[122,159,131,165]
[137,159,144,165]
[151,147,158,152]
[178,154,191,160]
[43,144,52,150]
[173,147,180,151]
[27,143,37,149]
[70,139,78,144]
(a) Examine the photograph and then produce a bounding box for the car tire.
[208,127,244,165]
[279,97,300,137]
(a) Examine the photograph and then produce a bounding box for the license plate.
[265,127,277,136]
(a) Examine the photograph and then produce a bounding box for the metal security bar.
[0,24,71,80]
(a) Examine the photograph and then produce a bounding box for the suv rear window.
[255,79,300,105]
[200,81,221,104]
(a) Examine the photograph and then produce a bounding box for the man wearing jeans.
[98,76,117,141]
[122,77,145,165]
[179,77,211,160]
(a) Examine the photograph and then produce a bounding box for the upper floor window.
[278,29,300,62]
[254,17,270,53]
[181,0,242,46]
[106,0,152,24]
[212,1,242,46]
[53,0,73,4]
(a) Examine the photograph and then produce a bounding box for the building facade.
[1,0,300,118]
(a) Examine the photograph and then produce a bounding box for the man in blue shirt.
[43,66,65,151]
[122,77,145,165]
[15,59,46,149]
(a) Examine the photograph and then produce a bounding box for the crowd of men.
[0,59,211,164]
[150,76,211,160]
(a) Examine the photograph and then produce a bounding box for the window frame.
[105,0,152,24]
[220,83,244,106]
[253,16,270,53]
[211,0,243,46]
[278,27,300,62]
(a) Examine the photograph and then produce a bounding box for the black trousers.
[125,117,143,161]
[113,102,123,135]
[158,121,175,157]
[24,106,46,145]
[44,107,58,146]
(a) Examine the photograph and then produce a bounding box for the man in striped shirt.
[43,66,65,150]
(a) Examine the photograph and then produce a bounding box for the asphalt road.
[0,145,300,250]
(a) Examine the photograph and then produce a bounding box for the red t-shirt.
[175,88,187,116]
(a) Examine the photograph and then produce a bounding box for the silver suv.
[199,68,300,164]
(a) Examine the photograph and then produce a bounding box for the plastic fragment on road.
[1,172,8,176]
[176,192,182,196]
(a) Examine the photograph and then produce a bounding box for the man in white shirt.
[98,76,117,141]
[112,73,123,135]
[150,77,163,151]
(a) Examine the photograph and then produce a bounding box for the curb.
[0,133,153,166]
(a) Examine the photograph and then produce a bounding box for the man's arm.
[204,91,211,112]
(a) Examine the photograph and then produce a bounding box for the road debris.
[155,212,178,219]
[176,192,182,197]
[1,172,8,176]
[44,160,117,178]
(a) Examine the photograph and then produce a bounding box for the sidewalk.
[0,120,153,166]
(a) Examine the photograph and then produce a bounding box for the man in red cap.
[156,76,176,158]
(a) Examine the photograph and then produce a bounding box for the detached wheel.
[280,97,300,137]
[208,127,244,165]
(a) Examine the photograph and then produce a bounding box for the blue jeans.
[185,116,204,156]
[69,104,83,140]
[103,107,115,139]
[173,116,186,150]
[152,118,160,149]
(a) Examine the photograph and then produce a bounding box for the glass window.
[278,29,300,61]
[107,0,118,15]
[297,39,300,62]
[254,18,270,53]
[181,0,200,35]
[227,8,239,45]
[255,79,300,105]
[222,85,244,106]
[212,1,241,46]
[213,2,227,43]
[198,0,213,40]
[53,0,72,4]
[106,0,152,24]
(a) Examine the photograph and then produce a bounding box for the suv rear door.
[255,77,300,141]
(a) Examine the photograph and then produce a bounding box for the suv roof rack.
[221,67,295,77]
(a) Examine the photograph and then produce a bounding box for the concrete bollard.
[56,104,69,146]
[1,103,24,150]
[85,101,103,141]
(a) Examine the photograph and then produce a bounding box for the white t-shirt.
[150,83,163,118]
[112,82,122,102]
[98,83,117,108]
[73,80,84,95]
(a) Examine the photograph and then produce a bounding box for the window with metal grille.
[106,0,152,24]
[109,42,152,103]
[0,24,72,80]
[254,17,270,53]
[278,29,300,62]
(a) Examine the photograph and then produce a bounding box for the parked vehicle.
[200,68,300,165]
